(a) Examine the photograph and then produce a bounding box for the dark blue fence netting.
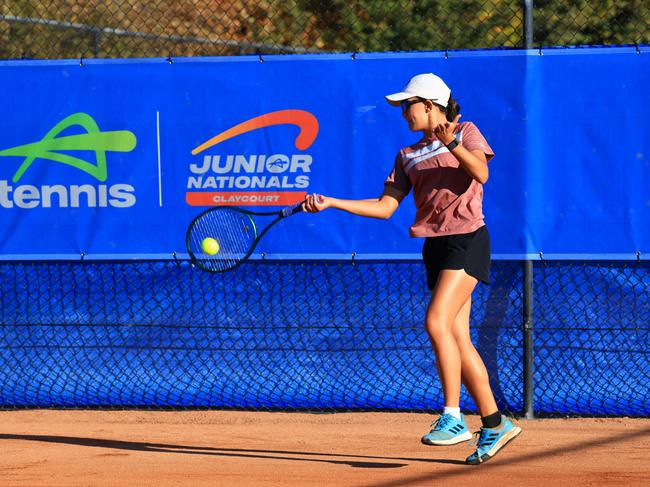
[0,260,648,416]
[533,261,649,416]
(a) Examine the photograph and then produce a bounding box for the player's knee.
[424,315,452,344]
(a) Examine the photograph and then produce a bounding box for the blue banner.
[0,47,648,260]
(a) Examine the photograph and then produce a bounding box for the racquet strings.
[188,208,257,272]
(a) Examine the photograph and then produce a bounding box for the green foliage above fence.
[1,1,648,60]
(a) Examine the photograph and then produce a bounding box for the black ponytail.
[433,95,460,122]
[445,95,460,122]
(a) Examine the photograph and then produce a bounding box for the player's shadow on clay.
[0,434,466,468]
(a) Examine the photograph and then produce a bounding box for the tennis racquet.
[185,201,305,273]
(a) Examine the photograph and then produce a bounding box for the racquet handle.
[281,200,306,218]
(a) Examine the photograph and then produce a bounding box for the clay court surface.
[1,410,648,486]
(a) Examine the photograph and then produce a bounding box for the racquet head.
[186,207,258,273]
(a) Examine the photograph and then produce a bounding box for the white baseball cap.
[385,73,451,108]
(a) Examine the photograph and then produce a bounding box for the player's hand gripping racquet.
[185,201,305,273]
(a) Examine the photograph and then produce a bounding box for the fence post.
[522,0,534,417]
[523,260,535,418]
[523,0,534,49]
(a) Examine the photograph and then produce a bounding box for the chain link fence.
[1,259,648,416]
[2,1,649,60]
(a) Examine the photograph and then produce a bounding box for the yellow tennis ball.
[201,237,220,255]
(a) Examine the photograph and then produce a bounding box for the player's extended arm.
[304,186,403,220]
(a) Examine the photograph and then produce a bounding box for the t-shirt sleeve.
[384,152,412,196]
[461,122,495,162]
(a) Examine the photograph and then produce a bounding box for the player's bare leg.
[425,269,478,407]
[421,269,477,446]
[449,287,522,464]
[452,296,499,417]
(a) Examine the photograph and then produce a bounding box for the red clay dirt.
[1,410,648,486]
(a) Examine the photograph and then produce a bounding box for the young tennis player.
[304,73,521,465]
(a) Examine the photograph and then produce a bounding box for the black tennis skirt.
[421,225,491,290]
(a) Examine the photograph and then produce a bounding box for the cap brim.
[385,92,412,106]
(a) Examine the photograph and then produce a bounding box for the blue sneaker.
[466,415,522,465]
[421,413,472,445]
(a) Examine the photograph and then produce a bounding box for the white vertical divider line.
[156,111,163,207]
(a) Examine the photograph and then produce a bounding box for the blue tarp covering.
[1,48,648,415]
[1,47,649,260]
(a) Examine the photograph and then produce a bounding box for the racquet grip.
[281,201,305,218]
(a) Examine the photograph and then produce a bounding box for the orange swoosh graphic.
[191,109,319,155]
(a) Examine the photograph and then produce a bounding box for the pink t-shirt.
[384,121,494,238]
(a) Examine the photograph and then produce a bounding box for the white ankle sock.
[443,406,461,420]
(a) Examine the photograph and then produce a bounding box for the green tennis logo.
[0,112,137,183]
